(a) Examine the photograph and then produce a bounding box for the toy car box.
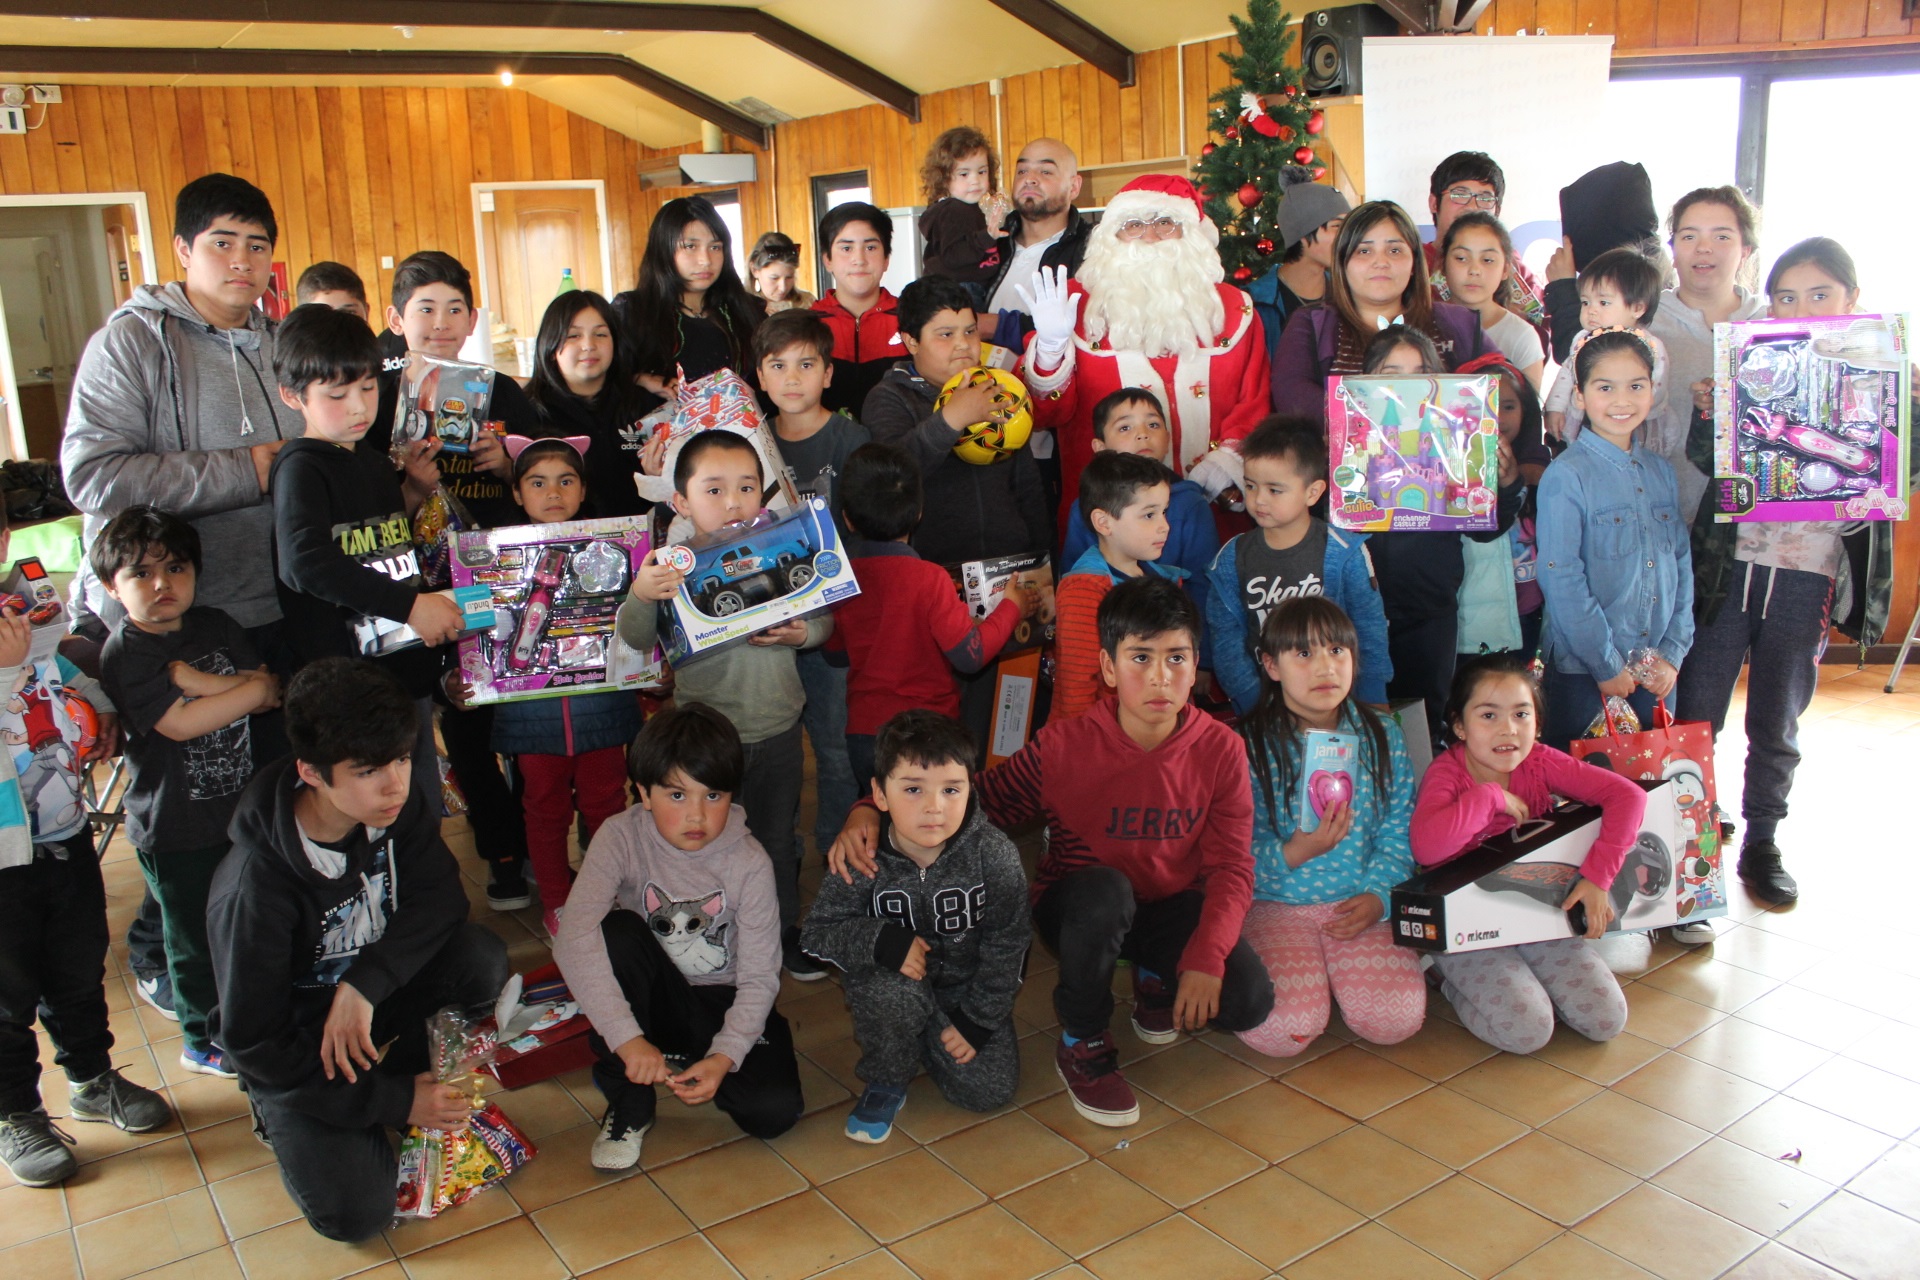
[1389,778,1723,954]
[660,495,860,666]
[946,549,1056,657]
[1327,374,1501,532]
[388,353,503,457]
[450,517,659,704]
[1,557,67,662]
[1709,313,1911,522]
[350,586,495,658]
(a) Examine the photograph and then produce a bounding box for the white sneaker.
[1668,920,1716,946]
[589,1106,651,1171]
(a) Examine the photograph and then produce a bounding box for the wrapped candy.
[1584,695,1641,740]
[394,1010,536,1218]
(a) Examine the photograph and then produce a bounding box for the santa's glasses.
[1116,217,1183,241]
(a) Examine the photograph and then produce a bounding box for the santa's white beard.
[1078,232,1226,358]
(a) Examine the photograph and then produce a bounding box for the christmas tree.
[1194,0,1329,284]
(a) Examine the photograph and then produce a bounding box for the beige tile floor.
[6,662,1919,1279]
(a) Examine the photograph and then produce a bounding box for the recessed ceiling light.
[499,70,514,86]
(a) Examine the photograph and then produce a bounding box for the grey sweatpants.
[846,970,1018,1112]
[1675,562,1831,844]
[1432,938,1627,1055]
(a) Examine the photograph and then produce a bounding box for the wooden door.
[484,188,605,353]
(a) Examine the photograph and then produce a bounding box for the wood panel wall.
[0,83,773,312]
[1479,0,1914,46]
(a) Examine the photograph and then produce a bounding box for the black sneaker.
[135,971,178,1022]
[783,926,828,982]
[0,1109,78,1187]
[1737,839,1799,905]
[487,865,532,911]
[68,1068,173,1134]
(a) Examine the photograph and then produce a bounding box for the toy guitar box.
[1,557,67,662]
[388,353,505,458]
[1389,778,1723,954]
[1710,313,1911,522]
[632,368,801,517]
[1297,730,1358,834]
[658,495,861,666]
[350,587,496,658]
[1327,374,1501,532]
[947,550,1056,656]
[450,517,660,704]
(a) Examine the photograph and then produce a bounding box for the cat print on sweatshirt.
[644,882,731,976]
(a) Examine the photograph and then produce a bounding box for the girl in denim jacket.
[1536,332,1693,748]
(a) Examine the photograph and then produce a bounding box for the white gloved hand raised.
[1015,266,1081,359]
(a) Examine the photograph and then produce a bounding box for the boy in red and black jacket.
[830,576,1271,1128]
[811,202,901,417]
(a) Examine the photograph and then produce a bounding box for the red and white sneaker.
[1056,1033,1139,1127]
[1129,970,1179,1044]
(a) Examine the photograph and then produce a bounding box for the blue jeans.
[1543,666,1657,755]
[794,649,856,856]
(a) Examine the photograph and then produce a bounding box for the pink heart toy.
[1307,769,1353,819]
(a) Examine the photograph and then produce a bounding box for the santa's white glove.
[1187,447,1246,507]
[1015,266,1080,364]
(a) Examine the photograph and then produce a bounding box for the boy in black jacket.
[801,711,1028,1144]
[270,304,456,795]
[207,659,508,1243]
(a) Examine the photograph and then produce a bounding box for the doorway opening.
[0,192,155,461]
[472,181,612,377]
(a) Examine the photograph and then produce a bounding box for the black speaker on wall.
[1301,5,1399,98]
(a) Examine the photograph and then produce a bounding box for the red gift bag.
[1568,700,1725,912]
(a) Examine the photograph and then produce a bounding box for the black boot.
[1737,839,1798,906]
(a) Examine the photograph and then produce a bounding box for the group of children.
[1,144,1760,1247]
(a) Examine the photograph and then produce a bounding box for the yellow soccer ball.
[936,366,1034,465]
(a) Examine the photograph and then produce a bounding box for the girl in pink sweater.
[1410,654,1644,1053]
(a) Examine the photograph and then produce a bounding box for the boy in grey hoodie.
[62,174,303,637]
[801,711,1028,1144]
[552,704,802,1172]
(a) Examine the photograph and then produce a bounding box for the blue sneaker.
[844,1084,908,1144]
[179,1046,238,1079]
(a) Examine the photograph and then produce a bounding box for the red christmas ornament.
[1307,110,1326,136]
[1277,125,1295,142]
[1284,84,1299,98]
[1311,165,1328,181]
[1201,141,1216,157]
[1236,182,1261,208]
[1224,125,1240,140]
[1294,146,1315,165]
[1232,265,1254,282]
[1255,237,1276,256]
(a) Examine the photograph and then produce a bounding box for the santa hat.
[1106,174,1208,226]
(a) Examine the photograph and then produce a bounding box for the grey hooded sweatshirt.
[61,282,303,628]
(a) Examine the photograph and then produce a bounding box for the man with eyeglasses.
[1020,174,1271,533]
[1422,151,1547,329]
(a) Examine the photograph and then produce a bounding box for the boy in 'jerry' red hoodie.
[829,577,1272,1128]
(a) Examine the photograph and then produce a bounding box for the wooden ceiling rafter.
[983,0,1135,84]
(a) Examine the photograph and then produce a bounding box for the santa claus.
[1017,173,1271,526]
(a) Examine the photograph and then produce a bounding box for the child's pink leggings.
[1235,900,1427,1058]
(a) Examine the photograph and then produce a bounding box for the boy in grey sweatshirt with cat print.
[552,704,801,1171]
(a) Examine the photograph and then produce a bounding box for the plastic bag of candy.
[414,485,476,590]
[394,1010,537,1218]
[1583,695,1641,740]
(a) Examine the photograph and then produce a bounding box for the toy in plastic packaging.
[631,367,800,517]
[946,550,1055,655]
[1297,730,1358,834]
[394,1010,537,1218]
[452,517,661,704]
[412,485,476,590]
[660,495,861,665]
[389,353,505,460]
[1327,374,1502,532]
[1584,695,1641,740]
[1,557,67,661]
[1710,313,1911,521]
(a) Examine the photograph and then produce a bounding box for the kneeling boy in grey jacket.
[802,710,1029,1144]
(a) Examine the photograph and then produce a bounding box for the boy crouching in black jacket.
[207,658,507,1243]
[801,711,1028,1144]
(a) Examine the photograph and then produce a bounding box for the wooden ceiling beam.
[0,43,770,146]
[984,0,1133,85]
[0,1,921,120]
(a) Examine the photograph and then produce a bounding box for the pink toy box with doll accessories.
[658,494,860,666]
[1327,374,1502,532]
[387,353,505,458]
[1390,777,1722,954]
[1710,313,1911,522]
[631,367,801,520]
[450,516,661,704]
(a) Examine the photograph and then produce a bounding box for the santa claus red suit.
[1018,174,1271,529]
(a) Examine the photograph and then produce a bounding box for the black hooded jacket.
[206,755,470,1130]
